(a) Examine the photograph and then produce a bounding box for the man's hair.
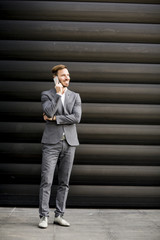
[51,64,67,76]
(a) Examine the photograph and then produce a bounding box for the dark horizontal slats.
[82,103,160,124]
[1,21,160,43]
[0,102,42,122]
[0,2,160,23]
[1,40,160,63]
[0,184,160,207]
[56,0,160,3]
[75,144,160,166]
[0,163,160,186]
[0,102,160,124]
[1,61,160,84]
[6,0,160,3]
[79,124,160,144]
[0,122,160,145]
[1,143,160,166]
[0,0,160,209]
[0,81,160,104]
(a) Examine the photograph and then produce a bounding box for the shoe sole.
[53,221,70,227]
[38,225,48,229]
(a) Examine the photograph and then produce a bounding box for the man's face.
[57,68,70,88]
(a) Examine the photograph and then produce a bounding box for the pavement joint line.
[8,207,16,217]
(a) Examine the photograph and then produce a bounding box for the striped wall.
[0,0,160,207]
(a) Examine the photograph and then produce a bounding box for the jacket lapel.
[64,90,70,114]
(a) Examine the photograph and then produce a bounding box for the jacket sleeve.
[41,91,61,118]
[56,93,82,125]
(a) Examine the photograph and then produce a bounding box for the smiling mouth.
[62,81,69,86]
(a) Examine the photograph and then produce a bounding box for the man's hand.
[55,82,63,95]
[43,113,56,121]
[43,114,52,121]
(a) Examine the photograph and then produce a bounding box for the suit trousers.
[39,140,76,217]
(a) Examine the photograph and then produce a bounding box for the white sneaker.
[54,215,70,227]
[38,216,48,228]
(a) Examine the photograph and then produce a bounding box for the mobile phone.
[53,76,59,85]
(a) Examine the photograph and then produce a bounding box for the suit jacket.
[41,87,82,146]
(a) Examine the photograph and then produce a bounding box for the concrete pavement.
[0,207,160,240]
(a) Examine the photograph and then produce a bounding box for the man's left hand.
[43,114,56,121]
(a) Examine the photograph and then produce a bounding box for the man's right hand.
[55,82,63,95]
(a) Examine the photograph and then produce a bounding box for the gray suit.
[39,87,81,217]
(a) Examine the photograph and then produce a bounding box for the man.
[39,64,82,228]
